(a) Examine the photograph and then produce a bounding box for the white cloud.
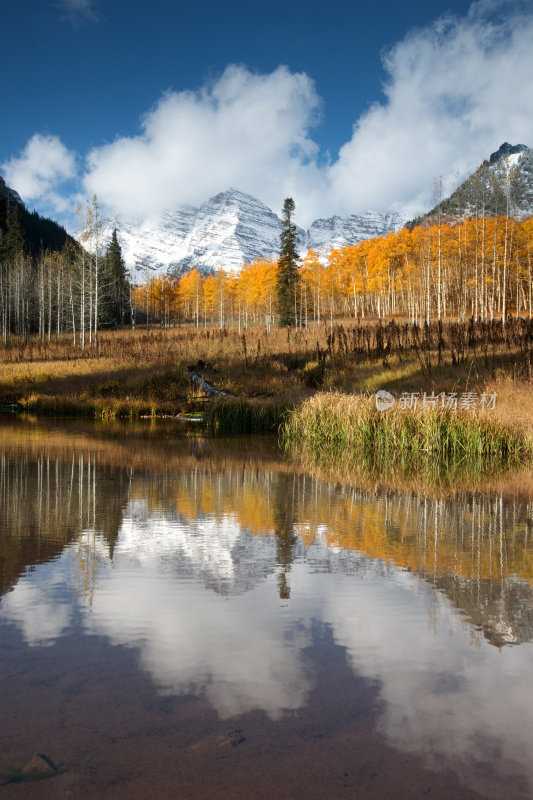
[1,133,77,210]
[328,0,533,217]
[57,0,99,25]
[6,1,533,227]
[6,507,533,798]
[83,64,326,224]
[0,572,72,646]
[82,2,533,225]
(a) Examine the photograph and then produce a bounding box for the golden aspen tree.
[300,249,324,324]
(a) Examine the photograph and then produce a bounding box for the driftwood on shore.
[187,364,228,398]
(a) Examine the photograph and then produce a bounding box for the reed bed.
[18,395,160,419]
[208,397,289,435]
[282,392,533,468]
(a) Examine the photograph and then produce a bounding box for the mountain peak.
[489,142,528,165]
[115,189,407,277]
[412,142,532,227]
[208,188,275,211]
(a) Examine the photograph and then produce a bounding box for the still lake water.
[1,417,533,799]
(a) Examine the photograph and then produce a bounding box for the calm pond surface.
[1,417,533,799]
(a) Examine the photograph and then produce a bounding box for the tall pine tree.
[276,197,300,326]
[104,228,128,327]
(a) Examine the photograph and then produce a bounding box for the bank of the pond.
[7,391,533,465]
[7,394,290,432]
[282,392,533,469]
[16,395,159,418]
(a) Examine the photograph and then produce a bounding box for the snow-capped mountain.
[421,142,533,223]
[117,205,199,275]
[114,189,407,279]
[307,211,407,258]
[116,190,298,278]
[488,142,533,215]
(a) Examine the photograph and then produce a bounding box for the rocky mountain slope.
[115,189,407,279]
[307,210,406,257]
[117,143,533,279]
[414,142,533,225]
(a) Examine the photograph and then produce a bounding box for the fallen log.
[188,371,228,398]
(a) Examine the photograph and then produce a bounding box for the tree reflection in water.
[2,419,533,799]
[1,420,533,643]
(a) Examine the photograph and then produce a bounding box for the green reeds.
[208,397,289,435]
[282,392,532,469]
[18,395,161,419]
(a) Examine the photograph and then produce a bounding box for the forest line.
[1,211,533,346]
[137,214,533,330]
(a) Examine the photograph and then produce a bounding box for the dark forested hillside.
[0,176,73,255]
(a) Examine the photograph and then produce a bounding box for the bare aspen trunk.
[426,227,431,325]
[81,252,86,351]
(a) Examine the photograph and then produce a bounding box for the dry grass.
[282,390,533,482]
[1,321,533,424]
[0,326,314,414]
[479,377,533,441]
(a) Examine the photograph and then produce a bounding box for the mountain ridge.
[114,189,408,279]
[0,175,73,256]
[410,142,533,227]
[3,141,532,273]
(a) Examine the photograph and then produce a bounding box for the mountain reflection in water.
[1,418,533,800]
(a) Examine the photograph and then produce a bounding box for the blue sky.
[2,0,533,228]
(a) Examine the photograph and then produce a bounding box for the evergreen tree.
[0,193,71,256]
[5,203,26,259]
[104,228,128,326]
[276,197,300,326]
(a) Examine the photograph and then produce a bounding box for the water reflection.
[2,424,531,647]
[1,418,533,798]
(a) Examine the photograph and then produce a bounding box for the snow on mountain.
[481,142,533,216]
[176,189,290,274]
[116,205,199,276]
[508,146,533,215]
[487,142,528,165]
[116,189,288,279]
[307,211,407,258]
[424,142,533,223]
[113,188,407,279]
